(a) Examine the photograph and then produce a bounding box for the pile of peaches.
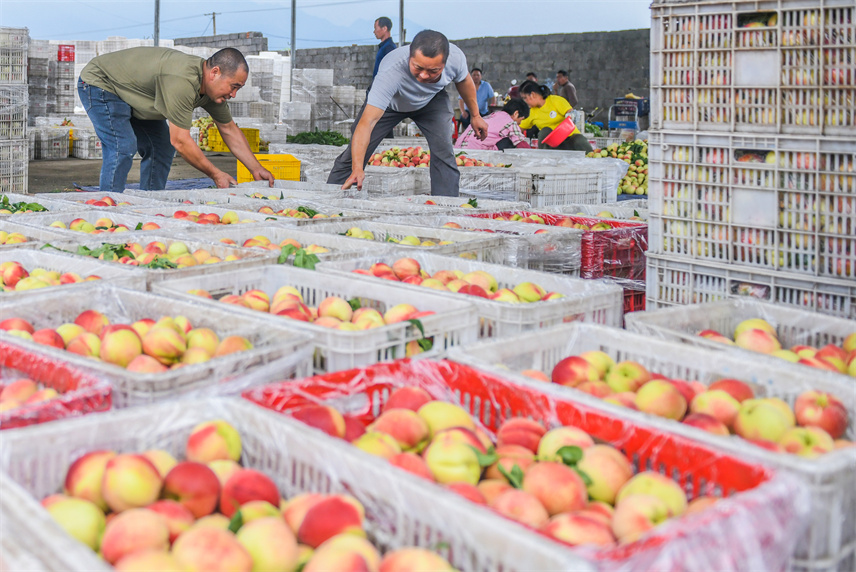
[169,210,258,225]
[43,419,455,571]
[0,230,29,245]
[80,239,243,269]
[287,386,719,547]
[216,234,330,255]
[0,261,101,291]
[48,217,161,233]
[0,378,61,413]
[0,311,253,372]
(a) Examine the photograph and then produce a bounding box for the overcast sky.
[1,0,652,51]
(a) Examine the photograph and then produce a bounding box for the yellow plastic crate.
[208,127,260,153]
[237,154,301,183]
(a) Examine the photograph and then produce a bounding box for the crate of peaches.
[626,299,856,382]
[0,283,313,407]
[0,219,71,250]
[152,264,479,373]
[317,251,624,337]
[0,338,111,429]
[0,193,79,217]
[448,322,856,571]
[47,191,166,209]
[46,233,277,288]
[0,398,583,572]
[130,204,284,226]
[0,249,146,297]
[13,209,193,236]
[191,197,380,226]
[243,359,808,571]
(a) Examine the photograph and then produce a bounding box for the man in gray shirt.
[552,70,579,107]
[327,29,487,196]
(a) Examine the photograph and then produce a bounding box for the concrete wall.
[294,29,650,122]
[173,32,268,55]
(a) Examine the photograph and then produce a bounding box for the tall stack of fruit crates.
[0,27,28,193]
[646,0,856,320]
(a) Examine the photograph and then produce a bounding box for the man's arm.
[455,75,488,140]
[458,98,468,118]
[342,104,385,190]
[168,122,237,188]
[214,120,275,187]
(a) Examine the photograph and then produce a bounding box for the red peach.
[74,309,110,336]
[542,512,616,546]
[186,419,242,463]
[383,386,433,413]
[0,378,38,402]
[126,354,169,373]
[485,444,535,482]
[523,461,588,515]
[0,317,34,334]
[690,390,741,429]
[214,335,253,356]
[141,449,177,478]
[162,461,221,518]
[389,452,435,481]
[794,390,848,439]
[477,479,513,505]
[100,328,143,368]
[537,426,595,461]
[297,495,366,548]
[431,426,488,454]
[379,548,455,571]
[114,550,182,571]
[100,508,170,564]
[368,408,430,452]
[291,404,347,439]
[577,380,614,398]
[66,332,101,357]
[142,327,186,365]
[576,444,634,505]
[490,488,549,528]
[220,468,280,518]
[445,482,487,504]
[709,378,755,402]
[32,328,66,349]
[102,453,163,513]
[236,516,300,572]
[172,527,253,572]
[63,449,116,511]
[496,417,547,453]
[683,413,730,436]
[343,415,367,442]
[552,356,599,388]
[147,499,195,543]
[281,493,324,533]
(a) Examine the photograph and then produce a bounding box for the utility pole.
[290,0,296,102]
[153,0,160,46]
[204,12,220,36]
[399,0,405,45]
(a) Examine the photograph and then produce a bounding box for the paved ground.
[27,152,239,193]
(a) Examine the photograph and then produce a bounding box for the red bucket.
[541,115,575,147]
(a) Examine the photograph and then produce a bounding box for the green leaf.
[417,337,433,351]
[556,445,584,466]
[467,198,479,208]
[574,467,593,487]
[348,298,362,311]
[265,216,278,221]
[633,210,640,217]
[297,205,319,218]
[469,445,498,467]
[227,510,244,534]
[292,249,319,270]
[498,463,524,489]
[278,244,298,264]
[407,318,425,338]
[135,222,143,231]
[279,191,284,200]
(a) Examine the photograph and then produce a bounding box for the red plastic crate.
[470,211,648,283]
[623,287,646,315]
[56,45,75,62]
[244,359,806,571]
[0,340,111,429]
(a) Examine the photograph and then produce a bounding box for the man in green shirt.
[78,47,273,191]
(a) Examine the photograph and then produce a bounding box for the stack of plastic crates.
[647,0,856,319]
[26,39,51,123]
[0,27,28,193]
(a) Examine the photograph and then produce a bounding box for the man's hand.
[471,115,489,141]
[212,171,237,188]
[342,169,365,190]
[252,167,275,187]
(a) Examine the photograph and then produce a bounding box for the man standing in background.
[458,67,495,131]
[373,17,397,78]
[552,70,579,107]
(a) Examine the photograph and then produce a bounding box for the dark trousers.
[327,90,459,196]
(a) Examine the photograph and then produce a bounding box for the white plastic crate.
[379,136,429,149]
[644,254,856,320]
[0,399,586,572]
[153,265,479,373]
[0,47,27,83]
[0,84,27,139]
[123,188,257,204]
[173,195,379,227]
[295,219,508,263]
[0,249,146,298]
[32,127,69,160]
[237,178,365,199]
[45,231,277,289]
[307,196,533,217]
[363,166,423,196]
[0,140,27,194]
[500,148,587,164]
[46,191,165,208]
[130,204,290,227]
[0,284,313,407]
[650,0,856,137]
[648,132,856,280]
[447,321,856,572]
[0,219,68,246]
[373,213,584,274]
[13,208,196,236]
[317,251,624,338]
[69,131,102,159]
[0,193,79,216]
[550,199,649,221]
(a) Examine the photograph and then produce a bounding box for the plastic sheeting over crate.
[550,199,649,221]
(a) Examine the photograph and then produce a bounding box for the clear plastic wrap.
[0,340,111,430]
[244,359,811,572]
[373,213,583,274]
[268,142,345,182]
[626,298,856,386]
[47,190,164,208]
[0,283,314,407]
[0,140,27,193]
[0,398,587,572]
[387,194,533,213]
[0,192,78,217]
[12,208,197,236]
[551,199,649,221]
[152,265,479,373]
[293,219,508,263]
[130,204,290,226]
[363,166,423,196]
[448,322,856,572]
[172,196,378,227]
[317,250,624,337]
[0,219,67,246]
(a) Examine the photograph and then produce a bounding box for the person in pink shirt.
[455,99,531,150]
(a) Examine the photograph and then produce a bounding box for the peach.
[417,400,475,437]
[604,391,638,410]
[45,496,106,551]
[523,461,588,515]
[99,328,143,368]
[708,378,755,402]
[240,289,269,312]
[582,500,615,524]
[384,386,432,413]
[101,453,163,513]
[24,387,58,404]
[0,317,34,334]
[477,479,513,505]
[1,378,38,402]
[55,322,85,346]
[383,303,418,324]
[552,356,600,388]
[208,459,242,488]
[699,329,735,345]
[379,548,455,572]
[690,389,741,428]
[220,468,280,518]
[237,499,281,523]
[291,404,347,438]
[432,426,488,454]
[64,449,116,511]
[130,318,156,339]
[445,279,468,292]
[100,508,170,564]
[66,331,101,357]
[369,262,396,279]
[318,296,354,322]
[353,431,401,459]
[185,328,220,356]
[147,499,195,543]
[343,416,367,442]
[141,449,177,478]
[389,452,435,481]
[214,335,253,356]
[794,390,848,439]
[604,361,651,393]
[74,309,110,336]
[423,438,481,485]
[32,328,66,349]
[221,294,251,308]
[490,488,549,528]
[1,262,28,287]
[485,444,535,482]
[0,399,20,412]
[297,495,365,548]
[779,426,835,458]
[305,534,380,572]
[686,496,718,515]
[611,494,670,543]
[577,380,614,398]
[512,281,546,302]
[114,550,182,571]
[616,471,687,517]
[576,444,633,505]
[127,354,169,373]
[733,318,777,338]
[420,278,449,291]
[236,516,300,572]
[735,328,781,354]
[162,461,221,518]
[520,369,549,381]
[142,326,186,365]
[368,408,430,452]
[172,527,253,572]
[187,419,242,463]
[542,512,616,546]
[446,482,486,504]
[282,493,324,533]
[496,417,547,452]
[181,347,211,365]
[683,413,730,436]
[747,438,786,453]
[537,426,595,461]
[634,379,687,420]
[733,399,795,442]
[392,257,421,280]
[579,350,616,377]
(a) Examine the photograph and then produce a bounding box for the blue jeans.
[78,78,175,192]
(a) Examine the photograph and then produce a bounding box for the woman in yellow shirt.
[519,81,592,152]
